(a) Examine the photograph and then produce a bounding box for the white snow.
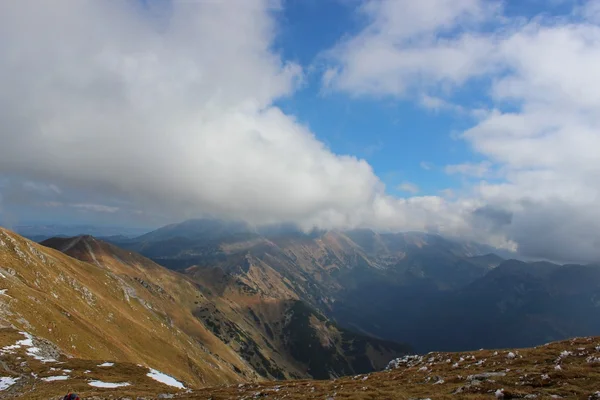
[88,380,131,388]
[97,362,114,367]
[506,352,516,359]
[0,289,8,296]
[0,377,19,391]
[16,332,34,347]
[0,332,55,362]
[495,388,505,399]
[42,375,69,382]
[146,368,185,389]
[15,332,56,362]
[555,365,562,371]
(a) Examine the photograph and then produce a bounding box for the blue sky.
[273,0,582,199]
[275,0,474,197]
[1,0,600,262]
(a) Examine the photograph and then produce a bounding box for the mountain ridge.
[39,231,410,380]
[105,218,600,355]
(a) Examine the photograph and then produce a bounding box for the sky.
[1,0,600,263]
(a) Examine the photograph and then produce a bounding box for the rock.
[467,372,507,380]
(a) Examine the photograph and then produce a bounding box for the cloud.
[445,161,492,178]
[321,0,600,262]
[579,0,600,23]
[398,182,420,194]
[420,161,434,171]
[0,0,472,236]
[0,1,351,226]
[471,205,513,232]
[2,0,600,263]
[322,0,500,97]
[44,202,119,213]
[419,95,466,113]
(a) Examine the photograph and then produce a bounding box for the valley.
[110,219,600,353]
[3,219,600,399]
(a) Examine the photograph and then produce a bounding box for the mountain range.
[108,218,600,353]
[3,218,600,398]
[0,226,408,390]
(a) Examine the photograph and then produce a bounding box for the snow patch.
[146,368,185,389]
[97,362,114,367]
[1,332,55,362]
[42,375,69,382]
[0,377,19,391]
[88,380,131,388]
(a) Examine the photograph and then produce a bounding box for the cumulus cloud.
[322,0,500,97]
[323,0,600,262]
[2,0,600,263]
[445,162,492,178]
[398,182,420,194]
[0,0,473,236]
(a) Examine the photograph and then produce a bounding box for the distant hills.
[13,223,148,242]
[3,218,600,397]
[0,226,408,391]
[107,218,600,353]
[5,216,600,381]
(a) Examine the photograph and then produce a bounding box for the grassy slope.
[42,233,409,381]
[0,228,253,388]
[4,327,600,399]
[185,335,600,400]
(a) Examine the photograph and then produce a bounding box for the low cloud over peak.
[1,0,600,263]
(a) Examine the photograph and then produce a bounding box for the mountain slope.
[0,327,188,399]
[110,218,600,355]
[0,227,256,388]
[111,221,504,341]
[186,335,600,400]
[41,233,409,381]
[406,259,600,352]
[5,327,599,399]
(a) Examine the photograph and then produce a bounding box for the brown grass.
[180,336,600,400]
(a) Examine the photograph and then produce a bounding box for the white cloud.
[2,0,600,263]
[420,161,434,170]
[419,95,466,113]
[322,0,500,97]
[0,0,472,237]
[579,0,600,23]
[321,0,600,262]
[44,202,119,213]
[445,161,492,178]
[398,182,420,194]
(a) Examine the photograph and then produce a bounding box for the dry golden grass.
[180,336,600,400]
[0,228,252,388]
[0,327,186,399]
